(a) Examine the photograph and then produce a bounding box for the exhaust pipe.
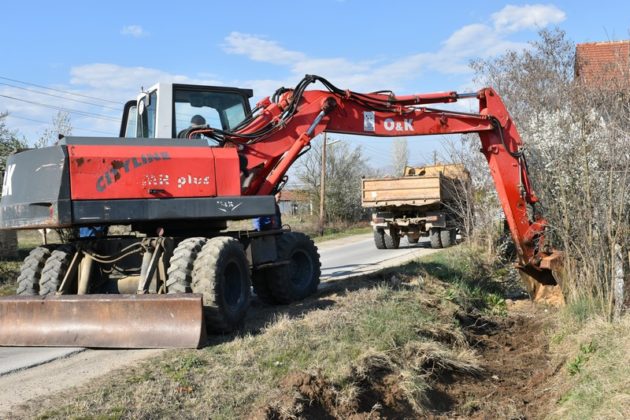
[0,294,207,349]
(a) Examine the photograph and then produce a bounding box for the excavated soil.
[428,301,561,419]
[255,299,560,419]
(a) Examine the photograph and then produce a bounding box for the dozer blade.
[0,294,207,349]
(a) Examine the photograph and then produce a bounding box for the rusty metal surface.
[0,294,206,349]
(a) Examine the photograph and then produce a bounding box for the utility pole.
[318,133,327,236]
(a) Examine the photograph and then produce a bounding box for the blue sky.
[1,1,628,170]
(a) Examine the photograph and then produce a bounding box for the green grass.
[418,246,514,315]
[29,274,482,419]
[552,316,630,419]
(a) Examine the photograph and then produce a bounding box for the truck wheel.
[429,228,443,249]
[167,237,207,293]
[384,231,400,249]
[16,246,53,295]
[440,229,456,248]
[39,245,76,296]
[192,237,251,333]
[373,229,386,249]
[268,232,321,304]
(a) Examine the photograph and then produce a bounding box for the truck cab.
[119,83,254,139]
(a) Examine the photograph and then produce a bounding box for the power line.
[6,114,114,136]
[0,75,123,105]
[0,82,121,111]
[0,94,119,122]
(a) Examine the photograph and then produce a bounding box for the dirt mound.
[255,300,559,420]
[429,302,561,418]
[257,354,418,419]
[256,344,487,419]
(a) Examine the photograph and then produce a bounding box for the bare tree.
[296,136,374,223]
[471,28,630,318]
[391,138,409,176]
[37,111,73,148]
[0,112,26,172]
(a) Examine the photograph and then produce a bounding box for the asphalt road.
[0,232,438,414]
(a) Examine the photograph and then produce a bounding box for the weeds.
[567,341,597,376]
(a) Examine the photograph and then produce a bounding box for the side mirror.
[138,92,151,115]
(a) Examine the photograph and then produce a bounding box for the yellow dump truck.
[361,164,471,249]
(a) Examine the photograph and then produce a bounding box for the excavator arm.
[190,75,559,287]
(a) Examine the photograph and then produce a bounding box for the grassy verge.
[8,243,628,419]
[549,313,630,419]
[20,246,513,419]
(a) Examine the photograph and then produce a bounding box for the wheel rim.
[224,260,244,308]
[290,250,313,288]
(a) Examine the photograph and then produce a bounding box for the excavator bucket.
[518,251,566,306]
[0,294,207,349]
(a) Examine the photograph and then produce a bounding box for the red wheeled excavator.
[0,75,562,348]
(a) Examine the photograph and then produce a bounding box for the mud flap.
[0,294,207,349]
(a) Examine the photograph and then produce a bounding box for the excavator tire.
[16,246,53,295]
[440,229,456,248]
[192,236,251,333]
[39,245,76,296]
[268,232,320,304]
[373,229,386,249]
[384,231,400,249]
[429,228,442,249]
[167,237,208,294]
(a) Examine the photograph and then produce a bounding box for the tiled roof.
[279,189,309,202]
[575,41,630,89]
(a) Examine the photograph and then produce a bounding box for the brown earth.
[429,301,561,419]
[254,297,560,420]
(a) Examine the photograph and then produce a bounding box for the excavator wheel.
[373,229,386,249]
[39,244,76,296]
[16,246,53,295]
[384,231,400,249]
[267,232,321,304]
[166,237,208,294]
[429,228,442,249]
[192,236,251,333]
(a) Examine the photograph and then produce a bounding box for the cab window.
[124,105,137,137]
[138,91,157,138]
[174,89,248,136]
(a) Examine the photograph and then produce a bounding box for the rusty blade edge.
[0,294,207,349]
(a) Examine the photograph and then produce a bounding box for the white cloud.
[492,4,566,33]
[2,4,568,144]
[220,5,565,91]
[223,32,305,65]
[69,63,223,91]
[121,25,148,38]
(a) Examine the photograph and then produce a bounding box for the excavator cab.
[119,83,254,139]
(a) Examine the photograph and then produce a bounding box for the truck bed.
[362,175,453,209]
